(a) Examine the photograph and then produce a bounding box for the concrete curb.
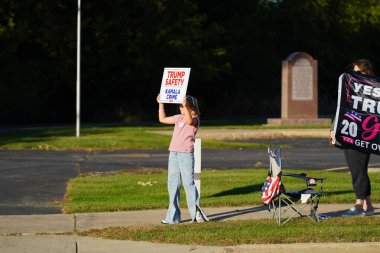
[2,235,380,253]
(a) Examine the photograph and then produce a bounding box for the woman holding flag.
[330,59,375,217]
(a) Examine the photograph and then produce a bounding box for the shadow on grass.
[0,125,147,146]
[0,128,76,146]
[323,190,353,196]
[210,184,262,197]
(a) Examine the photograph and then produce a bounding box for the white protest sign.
[159,67,191,104]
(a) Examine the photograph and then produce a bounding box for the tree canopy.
[1,0,380,124]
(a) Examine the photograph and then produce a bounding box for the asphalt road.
[1,138,380,215]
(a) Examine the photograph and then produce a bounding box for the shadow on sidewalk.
[321,207,379,218]
[182,206,267,222]
[208,206,267,221]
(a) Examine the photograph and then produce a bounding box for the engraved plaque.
[267,52,332,125]
[291,58,313,100]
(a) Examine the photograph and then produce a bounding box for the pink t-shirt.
[169,114,199,152]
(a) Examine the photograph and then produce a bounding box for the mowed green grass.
[63,169,380,213]
[0,125,270,150]
[0,119,329,150]
[79,217,380,245]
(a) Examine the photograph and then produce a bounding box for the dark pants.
[344,148,371,200]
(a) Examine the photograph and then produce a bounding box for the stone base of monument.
[267,118,331,126]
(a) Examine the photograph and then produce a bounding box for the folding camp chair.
[262,147,326,225]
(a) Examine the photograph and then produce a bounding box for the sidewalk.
[1,204,379,253]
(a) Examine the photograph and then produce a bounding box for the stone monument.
[267,52,331,125]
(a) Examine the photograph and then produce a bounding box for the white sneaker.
[195,211,204,223]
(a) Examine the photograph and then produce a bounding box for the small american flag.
[344,110,362,122]
[261,176,281,205]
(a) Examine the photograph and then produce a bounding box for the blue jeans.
[164,151,200,224]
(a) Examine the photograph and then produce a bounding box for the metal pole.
[76,0,81,137]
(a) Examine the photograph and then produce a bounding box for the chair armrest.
[282,173,308,180]
[283,173,326,187]
[283,173,326,181]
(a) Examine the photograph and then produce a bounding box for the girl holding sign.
[156,94,208,224]
[331,59,375,217]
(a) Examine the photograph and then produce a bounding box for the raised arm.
[157,94,176,124]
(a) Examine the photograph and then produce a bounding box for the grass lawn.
[79,217,380,245]
[0,125,280,150]
[0,120,330,150]
[63,169,380,213]
[65,169,380,245]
